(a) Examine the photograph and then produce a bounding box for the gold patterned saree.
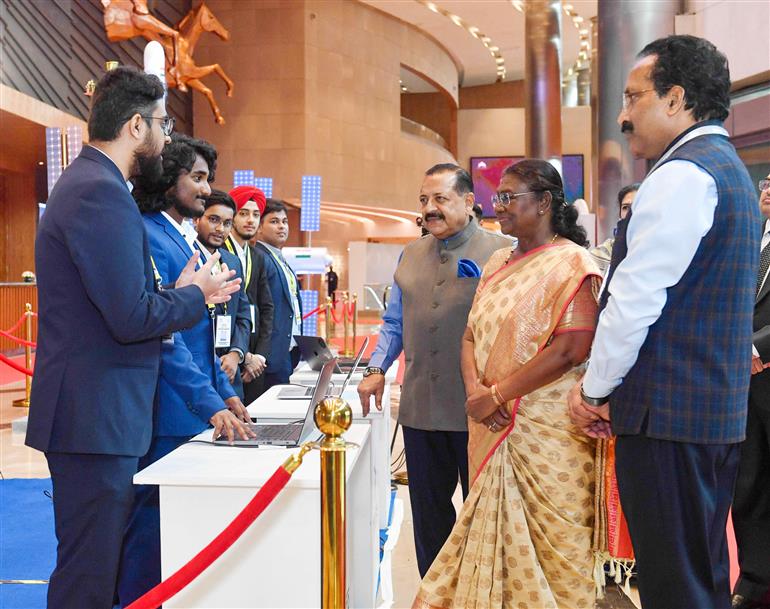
[414,242,601,609]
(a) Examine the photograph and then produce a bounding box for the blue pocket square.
[457,258,482,278]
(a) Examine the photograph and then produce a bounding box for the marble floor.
[0,377,640,608]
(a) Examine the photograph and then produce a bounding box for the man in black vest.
[568,36,758,609]
[732,173,770,609]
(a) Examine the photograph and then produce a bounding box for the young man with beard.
[25,67,241,608]
[254,199,304,390]
[120,135,253,604]
[227,186,274,402]
[194,190,253,399]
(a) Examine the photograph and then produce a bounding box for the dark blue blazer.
[26,146,204,457]
[253,242,303,381]
[214,248,251,398]
[143,212,236,437]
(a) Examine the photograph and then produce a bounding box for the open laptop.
[277,337,369,399]
[295,335,370,373]
[214,357,337,446]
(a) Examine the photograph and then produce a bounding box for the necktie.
[756,241,770,297]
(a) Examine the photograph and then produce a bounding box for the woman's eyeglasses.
[491,191,539,208]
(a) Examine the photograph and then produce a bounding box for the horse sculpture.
[101,0,234,124]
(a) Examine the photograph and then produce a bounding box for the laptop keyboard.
[252,424,301,441]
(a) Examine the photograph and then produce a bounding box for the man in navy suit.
[254,199,303,390]
[118,134,253,604]
[194,189,252,398]
[25,67,241,609]
[732,173,770,609]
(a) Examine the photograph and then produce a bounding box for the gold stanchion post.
[13,303,33,408]
[351,293,358,355]
[341,291,353,357]
[324,297,332,342]
[314,396,353,609]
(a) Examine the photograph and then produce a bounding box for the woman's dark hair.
[205,189,236,213]
[133,133,217,213]
[260,198,288,222]
[502,159,589,247]
[617,182,641,208]
[88,67,165,142]
[638,35,730,122]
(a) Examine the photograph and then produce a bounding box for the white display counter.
[134,424,376,608]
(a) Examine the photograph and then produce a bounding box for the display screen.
[470,155,585,218]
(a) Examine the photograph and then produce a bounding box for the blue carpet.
[0,478,54,609]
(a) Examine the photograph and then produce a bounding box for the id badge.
[215,315,232,348]
[250,305,256,333]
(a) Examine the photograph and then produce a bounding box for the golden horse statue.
[102,0,234,124]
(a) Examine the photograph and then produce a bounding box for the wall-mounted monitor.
[470,155,585,218]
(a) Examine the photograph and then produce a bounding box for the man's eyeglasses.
[140,115,175,136]
[203,215,233,229]
[622,88,655,110]
[491,191,539,208]
[759,179,770,192]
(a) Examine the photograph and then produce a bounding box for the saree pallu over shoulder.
[468,242,601,478]
[413,242,602,609]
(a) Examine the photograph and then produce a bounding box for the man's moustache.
[423,213,445,221]
[621,121,634,134]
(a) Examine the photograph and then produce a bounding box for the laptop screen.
[297,356,338,442]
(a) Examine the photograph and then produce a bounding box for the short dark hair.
[133,133,218,213]
[88,67,165,142]
[260,198,288,223]
[617,183,641,208]
[472,204,484,220]
[503,159,588,247]
[205,189,236,214]
[425,163,474,196]
[638,35,731,122]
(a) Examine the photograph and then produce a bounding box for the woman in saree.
[413,159,602,609]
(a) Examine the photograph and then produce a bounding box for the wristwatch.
[580,387,610,407]
[363,366,385,378]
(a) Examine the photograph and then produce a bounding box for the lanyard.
[224,238,252,291]
[266,247,300,317]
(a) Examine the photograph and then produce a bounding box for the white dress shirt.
[161,211,197,253]
[582,126,726,399]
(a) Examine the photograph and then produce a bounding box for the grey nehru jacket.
[395,219,511,431]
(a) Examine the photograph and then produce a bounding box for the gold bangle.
[494,384,506,404]
[490,384,503,406]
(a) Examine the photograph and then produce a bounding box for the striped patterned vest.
[602,130,759,443]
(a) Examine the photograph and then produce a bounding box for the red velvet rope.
[329,306,342,324]
[125,466,292,609]
[302,304,324,320]
[0,353,33,376]
[2,313,27,335]
[0,329,36,348]
[347,301,355,317]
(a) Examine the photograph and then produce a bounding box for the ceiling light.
[426,2,438,12]
[573,15,584,24]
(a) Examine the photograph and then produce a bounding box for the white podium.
[289,359,399,386]
[134,424,376,608]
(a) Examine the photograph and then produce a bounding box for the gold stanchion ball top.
[314,397,352,437]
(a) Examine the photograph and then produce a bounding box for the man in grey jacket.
[358,163,510,576]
